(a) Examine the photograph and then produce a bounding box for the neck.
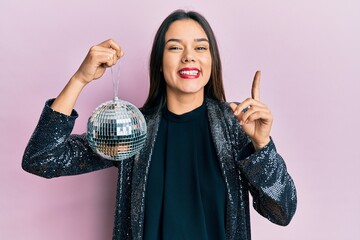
[166,91,204,115]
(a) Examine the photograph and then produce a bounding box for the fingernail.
[234,110,239,115]
[242,106,250,113]
[240,120,244,125]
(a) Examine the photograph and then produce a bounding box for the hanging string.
[111,64,119,101]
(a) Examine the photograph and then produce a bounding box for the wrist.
[71,72,91,87]
[252,137,271,151]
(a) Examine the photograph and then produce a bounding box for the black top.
[144,102,226,240]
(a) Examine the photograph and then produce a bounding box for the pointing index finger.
[251,70,261,100]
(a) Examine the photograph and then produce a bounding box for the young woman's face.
[162,19,212,99]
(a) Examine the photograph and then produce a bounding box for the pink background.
[1,0,359,239]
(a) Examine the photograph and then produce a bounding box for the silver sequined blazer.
[23,98,297,240]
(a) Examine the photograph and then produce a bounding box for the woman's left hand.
[230,71,273,151]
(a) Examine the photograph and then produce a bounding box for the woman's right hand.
[51,39,123,115]
[73,39,124,85]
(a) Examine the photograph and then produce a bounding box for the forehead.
[165,19,208,40]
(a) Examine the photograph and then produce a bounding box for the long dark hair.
[142,9,226,114]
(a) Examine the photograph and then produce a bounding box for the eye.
[168,46,182,51]
[195,46,208,51]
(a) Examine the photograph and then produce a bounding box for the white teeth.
[180,70,199,75]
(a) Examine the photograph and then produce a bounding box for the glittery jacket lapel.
[130,109,161,239]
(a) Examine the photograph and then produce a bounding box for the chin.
[181,82,207,92]
[179,88,205,96]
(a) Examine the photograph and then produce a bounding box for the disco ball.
[87,97,147,161]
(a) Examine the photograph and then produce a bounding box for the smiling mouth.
[178,69,200,78]
[179,70,199,76]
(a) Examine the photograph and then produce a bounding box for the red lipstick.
[178,67,201,79]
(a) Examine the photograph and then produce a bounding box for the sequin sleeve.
[22,99,115,178]
[236,134,297,226]
[222,102,297,226]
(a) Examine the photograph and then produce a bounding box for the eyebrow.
[165,38,209,44]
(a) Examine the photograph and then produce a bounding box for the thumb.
[229,102,238,112]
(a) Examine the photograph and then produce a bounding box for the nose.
[181,49,195,63]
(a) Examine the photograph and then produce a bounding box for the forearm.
[51,39,123,115]
[51,75,87,116]
[237,139,297,225]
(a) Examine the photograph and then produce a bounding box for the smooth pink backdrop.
[1,0,359,239]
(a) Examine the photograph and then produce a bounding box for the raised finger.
[251,70,261,101]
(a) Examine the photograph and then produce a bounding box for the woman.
[23,9,297,240]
